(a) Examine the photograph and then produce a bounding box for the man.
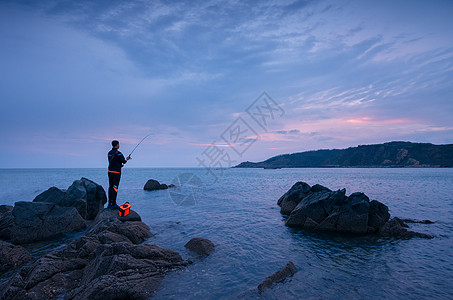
[107,140,130,209]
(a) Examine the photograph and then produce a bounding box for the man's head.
[112,140,119,149]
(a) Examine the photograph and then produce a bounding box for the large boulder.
[184,237,215,256]
[9,201,86,244]
[62,178,107,220]
[258,261,298,293]
[144,179,175,191]
[0,240,33,273]
[31,178,107,220]
[0,209,185,300]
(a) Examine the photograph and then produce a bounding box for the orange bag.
[119,202,131,217]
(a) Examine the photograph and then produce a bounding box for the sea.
[0,167,452,299]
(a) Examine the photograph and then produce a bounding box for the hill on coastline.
[234,141,453,168]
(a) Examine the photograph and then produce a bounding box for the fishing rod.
[127,133,152,159]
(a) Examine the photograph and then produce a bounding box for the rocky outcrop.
[0,209,185,300]
[278,182,431,238]
[0,240,33,273]
[184,238,215,256]
[144,179,176,191]
[0,178,108,244]
[9,201,86,244]
[34,178,107,220]
[258,261,298,293]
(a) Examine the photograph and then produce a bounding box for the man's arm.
[119,152,130,164]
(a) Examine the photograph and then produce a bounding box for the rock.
[93,207,142,224]
[144,179,175,191]
[286,187,331,227]
[184,237,215,256]
[0,211,14,240]
[9,201,86,244]
[336,192,370,234]
[89,209,152,245]
[277,182,311,215]
[368,200,390,231]
[62,178,107,220]
[279,182,427,238]
[0,205,13,218]
[402,219,434,224]
[258,261,298,293]
[67,242,184,300]
[379,217,433,239]
[32,187,65,205]
[0,209,184,300]
[0,240,33,273]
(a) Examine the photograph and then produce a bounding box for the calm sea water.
[0,168,452,299]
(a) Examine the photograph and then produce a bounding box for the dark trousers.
[108,171,121,206]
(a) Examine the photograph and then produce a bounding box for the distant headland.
[234,141,453,168]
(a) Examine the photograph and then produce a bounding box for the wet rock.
[68,242,184,300]
[0,209,184,300]
[9,201,86,244]
[184,237,215,256]
[278,182,428,238]
[0,240,33,273]
[258,261,298,293]
[402,218,434,224]
[144,179,175,191]
[379,217,433,239]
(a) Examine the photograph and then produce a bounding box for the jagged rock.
[379,217,433,239]
[32,187,65,205]
[402,219,434,224]
[0,209,184,300]
[0,240,33,273]
[31,178,107,220]
[144,179,175,191]
[278,182,428,238]
[286,185,332,227]
[0,205,13,218]
[62,178,107,220]
[258,261,298,293]
[89,209,152,245]
[0,211,14,240]
[277,182,311,215]
[9,201,86,244]
[184,237,215,256]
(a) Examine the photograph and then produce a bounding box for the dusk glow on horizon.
[1,0,452,168]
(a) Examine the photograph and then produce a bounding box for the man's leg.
[108,172,115,207]
[110,173,121,207]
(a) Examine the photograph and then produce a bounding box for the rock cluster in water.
[278,182,432,238]
[144,179,176,191]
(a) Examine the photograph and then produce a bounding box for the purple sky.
[1,0,452,168]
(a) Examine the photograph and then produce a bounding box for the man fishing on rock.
[107,140,130,209]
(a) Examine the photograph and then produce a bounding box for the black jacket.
[108,148,127,172]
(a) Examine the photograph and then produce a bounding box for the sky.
[0,0,452,168]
